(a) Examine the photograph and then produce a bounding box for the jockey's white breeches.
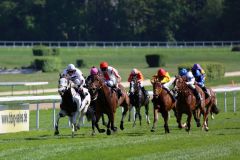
[163,78,175,90]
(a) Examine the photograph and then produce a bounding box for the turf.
[0,92,239,159]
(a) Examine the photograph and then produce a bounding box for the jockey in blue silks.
[191,64,210,97]
[178,68,202,101]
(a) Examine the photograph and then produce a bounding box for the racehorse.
[89,75,130,135]
[150,78,176,133]
[129,77,150,127]
[55,76,90,137]
[85,75,106,135]
[200,87,219,129]
[174,76,208,132]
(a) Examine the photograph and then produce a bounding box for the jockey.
[180,68,202,102]
[151,68,176,101]
[128,68,149,98]
[191,64,210,97]
[61,64,88,100]
[99,61,123,97]
[179,68,188,77]
[86,66,99,85]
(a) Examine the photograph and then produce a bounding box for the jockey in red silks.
[128,68,149,98]
[99,61,123,97]
[61,63,89,104]
[151,68,176,101]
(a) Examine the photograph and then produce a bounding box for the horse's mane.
[175,76,192,96]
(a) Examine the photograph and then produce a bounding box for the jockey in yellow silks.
[151,68,176,101]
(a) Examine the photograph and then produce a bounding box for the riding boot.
[141,86,149,98]
[79,91,85,100]
[202,86,210,98]
[117,88,123,97]
[165,87,176,102]
[112,86,122,98]
[193,88,201,102]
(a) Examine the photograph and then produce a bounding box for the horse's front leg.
[186,112,192,133]
[120,105,128,130]
[151,107,159,132]
[201,108,209,131]
[54,111,65,135]
[162,111,170,133]
[176,109,183,129]
[193,109,201,127]
[145,104,150,125]
[95,111,106,134]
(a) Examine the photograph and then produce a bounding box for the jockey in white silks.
[61,64,90,111]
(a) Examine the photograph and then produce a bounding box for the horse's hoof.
[182,123,187,128]
[91,132,96,136]
[107,129,111,135]
[151,129,155,132]
[54,130,59,135]
[112,127,118,132]
[99,129,105,133]
[120,122,124,130]
[196,123,201,127]
[185,128,190,132]
[211,115,215,120]
[165,130,170,134]
[76,125,80,130]
[203,126,209,132]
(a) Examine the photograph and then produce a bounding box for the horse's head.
[58,77,73,96]
[173,75,187,92]
[151,78,163,97]
[130,76,140,94]
[85,75,97,99]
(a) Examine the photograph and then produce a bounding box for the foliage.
[33,57,61,72]
[145,54,166,67]
[0,0,239,41]
[231,45,240,52]
[32,45,60,56]
[178,62,225,80]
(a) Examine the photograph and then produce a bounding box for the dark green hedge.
[231,45,240,52]
[178,62,225,80]
[32,45,60,56]
[33,57,61,72]
[145,54,166,67]
[76,59,86,67]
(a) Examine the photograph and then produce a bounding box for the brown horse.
[174,76,208,132]
[89,75,130,135]
[200,87,220,130]
[150,79,176,133]
[129,77,150,127]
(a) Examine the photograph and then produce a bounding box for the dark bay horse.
[89,75,130,135]
[55,76,91,137]
[129,77,150,127]
[174,76,208,132]
[150,79,176,133]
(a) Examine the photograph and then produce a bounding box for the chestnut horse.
[150,79,176,133]
[174,76,208,132]
[89,75,130,135]
[200,87,220,130]
[129,77,150,127]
